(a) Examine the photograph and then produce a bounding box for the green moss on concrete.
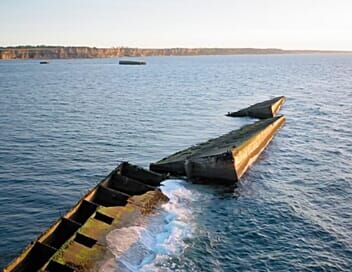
[129,190,169,213]
[41,190,168,271]
[51,241,105,271]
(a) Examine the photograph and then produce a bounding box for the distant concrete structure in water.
[226,96,286,119]
[119,60,146,65]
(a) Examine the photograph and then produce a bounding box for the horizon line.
[1,45,352,52]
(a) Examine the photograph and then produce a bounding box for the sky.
[1,0,352,50]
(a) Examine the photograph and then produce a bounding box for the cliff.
[0,46,350,60]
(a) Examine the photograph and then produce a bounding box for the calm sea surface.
[0,55,351,271]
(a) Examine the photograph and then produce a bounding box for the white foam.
[99,179,198,272]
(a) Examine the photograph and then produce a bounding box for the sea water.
[0,55,351,270]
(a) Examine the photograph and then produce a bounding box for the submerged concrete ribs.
[4,163,168,272]
[226,96,286,119]
[150,116,285,183]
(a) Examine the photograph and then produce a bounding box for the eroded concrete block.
[226,96,285,119]
[150,116,285,183]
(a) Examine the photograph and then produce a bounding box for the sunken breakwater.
[3,96,286,271]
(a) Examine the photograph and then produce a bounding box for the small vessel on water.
[39,61,50,64]
[226,96,286,119]
[119,60,146,65]
[4,162,167,272]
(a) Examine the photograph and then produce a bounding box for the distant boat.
[119,60,146,65]
[39,61,49,64]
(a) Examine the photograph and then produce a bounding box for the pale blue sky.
[1,0,352,49]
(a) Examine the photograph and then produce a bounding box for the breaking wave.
[100,179,197,272]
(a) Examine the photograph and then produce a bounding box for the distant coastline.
[0,46,351,60]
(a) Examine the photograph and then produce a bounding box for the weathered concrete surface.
[150,116,285,183]
[4,163,168,272]
[226,96,286,119]
[117,162,167,187]
[43,191,167,272]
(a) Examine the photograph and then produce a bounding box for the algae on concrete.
[4,163,168,272]
[43,190,167,271]
[150,116,285,180]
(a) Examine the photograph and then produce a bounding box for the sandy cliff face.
[0,47,116,59]
[0,47,288,59]
[1,46,349,60]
